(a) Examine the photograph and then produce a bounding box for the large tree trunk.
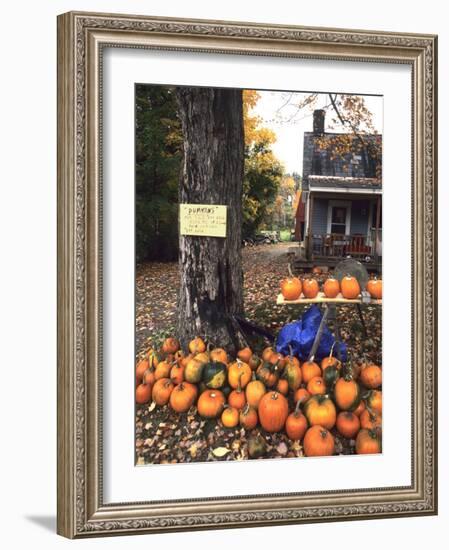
[175,87,245,353]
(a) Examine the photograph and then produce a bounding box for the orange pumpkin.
[268,352,287,369]
[170,363,185,385]
[154,360,172,381]
[136,355,151,382]
[180,352,194,368]
[303,395,337,430]
[321,343,342,372]
[352,399,366,417]
[248,354,262,371]
[197,389,226,418]
[323,277,340,298]
[301,360,321,384]
[169,382,198,413]
[303,425,335,457]
[239,404,258,430]
[281,276,302,301]
[334,376,361,411]
[340,275,361,299]
[256,361,280,388]
[210,347,228,364]
[307,375,326,396]
[136,381,152,404]
[360,364,382,389]
[262,347,275,362]
[367,390,383,415]
[237,347,252,364]
[285,401,308,441]
[189,337,206,354]
[258,391,289,433]
[280,264,302,301]
[355,428,382,454]
[336,411,360,439]
[221,406,239,428]
[152,378,175,406]
[294,387,311,405]
[360,409,382,430]
[161,337,180,355]
[228,373,247,410]
[367,278,382,299]
[228,359,252,389]
[302,277,319,299]
[245,374,266,410]
[276,378,289,396]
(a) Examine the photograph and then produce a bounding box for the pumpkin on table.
[302,277,319,299]
[280,264,302,301]
[258,391,289,433]
[340,275,361,299]
[367,277,382,299]
[323,276,340,298]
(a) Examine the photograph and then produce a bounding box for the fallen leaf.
[212,447,231,457]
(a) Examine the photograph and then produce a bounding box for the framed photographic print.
[57,11,438,538]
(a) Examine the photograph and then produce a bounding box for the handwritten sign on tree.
[179,204,227,238]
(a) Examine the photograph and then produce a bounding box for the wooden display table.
[276,292,382,306]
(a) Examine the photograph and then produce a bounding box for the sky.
[250,91,383,176]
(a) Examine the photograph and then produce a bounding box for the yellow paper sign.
[179,204,227,238]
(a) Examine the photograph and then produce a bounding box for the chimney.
[313,109,325,134]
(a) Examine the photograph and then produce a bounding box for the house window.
[330,206,348,234]
[327,200,351,235]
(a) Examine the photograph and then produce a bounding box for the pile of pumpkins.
[281,268,382,302]
[136,336,383,458]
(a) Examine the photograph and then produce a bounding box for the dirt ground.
[135,243,382,465]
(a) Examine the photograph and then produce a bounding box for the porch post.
[374,194,381,264]
[307,192,314,261]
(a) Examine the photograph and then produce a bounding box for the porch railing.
[311,233,375,259]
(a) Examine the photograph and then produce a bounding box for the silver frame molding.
[57,11,438,538]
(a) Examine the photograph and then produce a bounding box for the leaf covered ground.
[135,243,382,464]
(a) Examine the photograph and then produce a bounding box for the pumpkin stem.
[287,263,293,278]
[271,392,279,400]
[237,372,243,393]
[329,342,335,359]
[294,398,302,416]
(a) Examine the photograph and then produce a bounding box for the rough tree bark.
[175,87,245,353]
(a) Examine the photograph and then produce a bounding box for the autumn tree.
[175,87,245,352]
[242,90,284,237]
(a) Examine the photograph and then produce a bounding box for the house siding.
[311,198,329,235]
[310,198,371,235]
[350,200,370,235]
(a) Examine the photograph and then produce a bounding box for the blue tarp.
[275,305,347,361]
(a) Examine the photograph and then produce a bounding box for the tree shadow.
[25,515,56,533]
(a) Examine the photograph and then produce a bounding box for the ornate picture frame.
[57,11,437,538]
